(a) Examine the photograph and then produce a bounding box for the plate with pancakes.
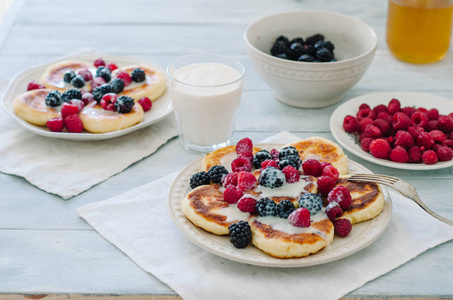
[167,141,392,267]
[1,54,173,141]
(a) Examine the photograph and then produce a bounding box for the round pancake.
[201,145,263,172]
[288,136,349,175]
[250,212,334,258]
[79,101,144,133]
[111,65,167,102]
[12,89,60,126]
[40,60,94,92]
[335,175,385,224]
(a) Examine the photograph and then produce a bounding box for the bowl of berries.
[244,10,378,108]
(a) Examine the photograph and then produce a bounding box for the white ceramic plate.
[1,54,173,141]
[330,91,453,170]
[167,143,392,268]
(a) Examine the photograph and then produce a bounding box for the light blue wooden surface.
[0,0,452,298]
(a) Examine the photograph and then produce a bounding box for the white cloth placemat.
[77,132,453,300]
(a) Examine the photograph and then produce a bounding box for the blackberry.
[131,68,146,83]
[314,40,335,52]
[63,70,76,83]
[288,42,304,60]
[315,48,334,62]
[259,167,285,189]
[228,221,252,249]
[96,66,112,82]
[277,199,296,219]
[299,193,323,215]
[298,54,315,62]
[92,84,112,102]
[189,171,210,189]
[44,90,62,107]
[275,35,290,46]
[270,41,289,57]
[61,88,82,103]
[71,75,85,88]
[278,155,302,170]
[279,146,299,159]
[256,197,278,217]
[252,150,273,169]
[275,53,289,60]
[115,95,135,113]
[290,37,304,45]
[330,58,337,62]
[111,78,125,94]
[301,44,316,56]
[305,33,325,46]
[207,165,228,184]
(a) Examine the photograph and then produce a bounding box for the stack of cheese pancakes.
[12,60,166,133]
[183,137,385,259]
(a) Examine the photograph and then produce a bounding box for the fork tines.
[348,174,399,185]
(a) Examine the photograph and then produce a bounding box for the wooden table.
[0,0,452,299]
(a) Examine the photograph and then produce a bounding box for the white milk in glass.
[170,62,243,150]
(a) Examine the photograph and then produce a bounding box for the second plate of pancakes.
[167,143,392,268]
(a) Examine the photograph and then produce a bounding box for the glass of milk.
[167,53,245,152]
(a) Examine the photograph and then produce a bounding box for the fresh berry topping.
[237,171,257,191]
[270,148,280,159]
[282,165,299,183]
[81,92,94,105]
[320,161,332,169]
[390,146,409,163]
[231,157,253,172]
[422,150,438,164]
[207,165,229,184]
[278,155,301,170]
[325,202,343,222]
[256,197,278,217]
[327,186,352,210]
[258,167,285,189]
[63,70,76,83]
[288,208,311,228]
[106,63,118,71]
[222,172,239,188]
[110,78,125,93]
[189,171,210,189]
[114,95,135,113]
[388,98,401,114]
[46,117,64,132]
[69,99,84,111]
[60,103,80,118]
[223,186,243,204]
[61,89,83,103]
[316,175,336,195]
[261,159,279,170]
[253,150,273,169]
[63,114,83,133]
[302,159,323,177]
[369,138,391,159]
[44,90,62,107]
[96,66,112,82]
[93,84,112,102]
[321,165,339,182]
[392,112,411,130]
[236,138,253,155]
[333,219,352,237]
[237,196,257,213]
[343,115,360,132]
[116,71,132,86]
[238,151,254,162]
[77,68,93,81]
[100,93,118,111]
[228,221,252,249]
[138,97,152,112]
[437,146,453,161]
[91,77,106,90]
[298,193,323,215]
[438,115,453,133]
[278,146,299,159]
[94,58,106,68]
[26,80,45,91]
[277,199,296,219]
[131,68,146,82]
[71,75,85,88]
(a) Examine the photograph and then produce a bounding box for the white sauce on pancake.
[256,179,307,198]
[220,151,237,172]
[215,204,250,222]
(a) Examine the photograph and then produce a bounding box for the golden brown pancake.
[40,60,94,92]
[12,89,60,126]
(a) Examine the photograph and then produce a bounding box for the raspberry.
[237,196,257,213]
[415,132,434,149]
[256,197,278,217]
[207,165,229,184]
[408,146,422,163]
[261,159,279,170]
[369,138,391,159]
[46,117,64,132]
[116,71,132,86]
[138,97,152,112]
[394,130,414,149]
[64,114,83,133]
[302,159,323,177]
[401,106,416,118]
[343,115,360,132]
[91,77,106,90]
[325,202,343,222]
[259,167,285,189]
[317,175,336,195]
[69,99,84,111]
[228,221,252,249]
[238,151,254,163]
[321,165,339,182]
[288,208,311,228]
[392,112,411,130]
[237,171,257,191]
[357,108,376,120]
[422,150,438,164]
[430,130,446,143]
[100,93,118,111]
[416,107,428,113]
[437,146,453,161]
[427,120,438,131]
[282,165,299,183]
[377,111,392,124]
[408,126,424,138]
[373,104,388,114]
[388,98,401,114]
[320,161,332,169]
[231,157,252,172]
[359,117,373,133]
[223,186,243,204]
[270,148,280,159]
[438,115,453,133]
[363,125,382,139]
[333,219,352,237]
[442,139,453,149]
[277,199,296,219]
[359,103,370,111]
[77,68,93,81]
[427,108,439,121]
[236,138,253,155]
[411,111,429,129]
[372,119,391,136]
[299,193,323,215]
[189,171,210,189]
[106,63,118,71]
[81,92,94,105]
[253,150,273,169]
[27,80,45,91]
[390,146,409,163]
[222,172,239,188]
[60,103,80,118]
[327,186,352,210]
[94,58,106,68]
[361,137,374,152]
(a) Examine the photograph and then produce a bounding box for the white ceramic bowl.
[244,10,378,108]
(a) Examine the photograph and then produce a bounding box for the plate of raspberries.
[330,91,453,170]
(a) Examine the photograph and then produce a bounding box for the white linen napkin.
[77,132,453,300]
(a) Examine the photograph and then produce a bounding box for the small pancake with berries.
[40,60,94,92]
[12,89,61,126]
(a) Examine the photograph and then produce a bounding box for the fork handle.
[410,193,453,227]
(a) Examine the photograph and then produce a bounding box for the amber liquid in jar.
[386,0,453,63]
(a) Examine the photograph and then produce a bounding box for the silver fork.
[348,174,453,227]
